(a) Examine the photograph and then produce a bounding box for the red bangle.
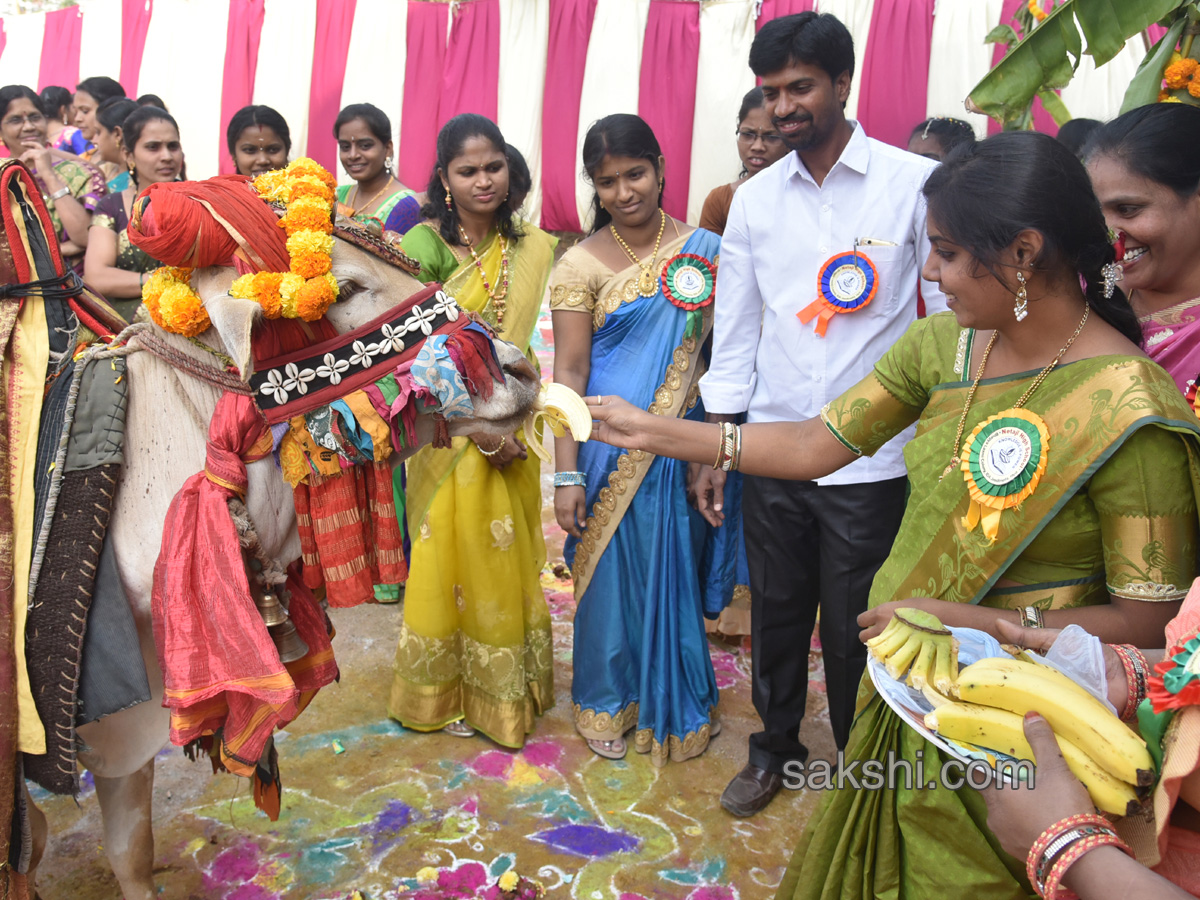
[1109,644,1149,720]
[1042,831,1132,900]
[1026,813,1113,896]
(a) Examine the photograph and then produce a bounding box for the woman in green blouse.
[586,132,1200,899]
[84,106,182,321]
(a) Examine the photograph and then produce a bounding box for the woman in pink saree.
[1087,104,1200,395]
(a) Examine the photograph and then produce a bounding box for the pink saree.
[1142,297,1200,396]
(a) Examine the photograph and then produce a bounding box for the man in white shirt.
[697,11,946,818]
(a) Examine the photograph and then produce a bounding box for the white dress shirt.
[700,122,947,486]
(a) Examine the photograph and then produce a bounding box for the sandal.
[587,737,627,760]
[443,720,476,738]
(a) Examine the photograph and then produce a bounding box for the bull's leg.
[25,781,47,892]
[92,757,155,900]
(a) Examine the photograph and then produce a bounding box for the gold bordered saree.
[388,222,556,748]
[780,312,1200,900]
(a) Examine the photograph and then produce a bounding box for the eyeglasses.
[3,113,44,129]
[736,129,784,145]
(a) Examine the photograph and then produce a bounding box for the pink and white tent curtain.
[0,0,1148,230]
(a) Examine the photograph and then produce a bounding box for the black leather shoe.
[720,764,783,817]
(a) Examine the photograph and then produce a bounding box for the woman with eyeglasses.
[698,87,788,236]
[0,84,106,275]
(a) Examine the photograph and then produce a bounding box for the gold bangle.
[477,435,506,457]
[712,422,728,470]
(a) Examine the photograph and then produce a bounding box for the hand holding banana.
[870,608,1153,816]
[524,382,593,461]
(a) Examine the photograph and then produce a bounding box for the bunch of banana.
[866,608,958,694]
[923,655,1154,816]
[523,382,594,462]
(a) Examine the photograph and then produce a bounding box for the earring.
[1100,261,1123,300]
[385,158,394,175]
[599,200,605,210]
[1014,271,1029,322]
[444,187,453,210]
[658,177,664,194]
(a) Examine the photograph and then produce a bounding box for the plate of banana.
[866,608,1153,816]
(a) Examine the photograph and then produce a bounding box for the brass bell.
[269,618,310,664]
[255,589,288,627]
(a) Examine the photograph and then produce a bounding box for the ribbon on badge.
[960,409,1049,543]
[798,252,878,337]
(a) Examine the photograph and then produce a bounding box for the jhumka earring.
[1014,271,1029,322]
[385,157,394,175]
[445,187,453,210]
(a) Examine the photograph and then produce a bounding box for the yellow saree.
[388,221,556,747]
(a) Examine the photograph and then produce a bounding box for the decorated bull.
[1,159,543,900]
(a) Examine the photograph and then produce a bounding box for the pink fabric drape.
[441,0,500,124]
[38,7,83,93]
[398,0,448,190]
[218,0,266,175]
[306,0,358,171]
[756,0,813,29]
[638,0,700,221]
[987,0,1057,137]
[857,0,935,148]
[540,0,597,232]
[120,0,153,97]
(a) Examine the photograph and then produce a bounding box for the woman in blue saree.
[550,114,738,763]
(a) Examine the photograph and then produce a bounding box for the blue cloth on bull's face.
[410,335,476,419]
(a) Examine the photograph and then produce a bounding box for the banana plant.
[968,0,1196,129]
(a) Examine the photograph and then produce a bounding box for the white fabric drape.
[1060,37,1145,123]
[337,0,409,185]
[574,0,651,232]
[815,0,875,122]
[498,0,550,226]
[76,0,123,86]
[252,0,318,168]
[137,0,230,180]
[0,11,44,90]
[927,0,1004,137]
[688,0,757,225]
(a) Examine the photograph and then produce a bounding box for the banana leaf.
[969,0,1185,126]
[1121,15,1187,112]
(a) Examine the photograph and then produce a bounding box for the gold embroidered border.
[634,719,717,767]
[573,700,639,740]
[591,278,639,331]
[1107,581,1187,602]
[392,622,553,703]
[570,306,712,599]
[549,283,596,313]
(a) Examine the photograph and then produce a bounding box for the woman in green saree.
[584,131,1200,898]
[388,114,557,748]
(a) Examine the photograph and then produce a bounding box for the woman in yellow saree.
[584,132,1200,898]
[388,114,556,748]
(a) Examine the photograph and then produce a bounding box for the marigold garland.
[1026,0,1047,22]
[141,266,211,337]
[230,157,341,322]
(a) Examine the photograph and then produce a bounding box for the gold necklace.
[610,209,667,298]
[349,175,394,217]
[457,224,510,326]
[942,304,1090,480]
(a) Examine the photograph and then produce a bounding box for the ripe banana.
[925,701,1143,816]
[866,608,958,692]
[954,656,1153,786]
[523,382,594,461]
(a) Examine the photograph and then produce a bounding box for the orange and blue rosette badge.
[661,253,716,338]
[959,409,1049,543]
[798,253,878,337]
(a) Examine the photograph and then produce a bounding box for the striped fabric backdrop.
[0,0,1148,230]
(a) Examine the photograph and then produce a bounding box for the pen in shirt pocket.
[855,237,899,248]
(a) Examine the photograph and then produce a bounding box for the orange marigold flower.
[286,176,336,205]
[294,274,338,322]
[1027,0,1047,22]
[286,158,338,190]
[287,231,335,279]
[252,272,284,318]
[157,282,211,337]
[279,272,306,318]
[1165,57,1199,90]
[281,200,334,236]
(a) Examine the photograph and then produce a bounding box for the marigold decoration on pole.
[959,408,1050,543]
[660,252,715,339]
[798,252,878,337]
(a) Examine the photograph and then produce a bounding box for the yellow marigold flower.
[286,175,336,205]
[497,871,520,891]
[157,282,210,337]
[416,867,438,884]
[294,274,338,322]
[287,231,335,279]
[1163,94,1184,103]
[1027,0,1047,22]
[253,169,288,202]
[229,273,256,300]
[1165,57,1199,90]
[286,157,338,190]
[279,272,306,318]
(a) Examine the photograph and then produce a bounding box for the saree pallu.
[1141,297,1200,396]
[781,313,1200,900]
[388,224,556,748]
[565,228,737,766]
